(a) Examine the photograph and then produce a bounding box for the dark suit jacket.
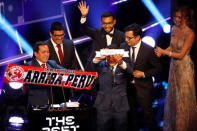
[26,58,64,106]
[81,22,125,57]
[93,61,132,112]
[46,39,76,69]
[120,41,161,95]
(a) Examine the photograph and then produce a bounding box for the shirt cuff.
[142,72,145,78]
[80,17,86,24]
[93,58,101,64]
[119,61,127,70]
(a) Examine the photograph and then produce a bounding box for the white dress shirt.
[50,38,64,63]
[36,59,46,67]
[130,40,141,62]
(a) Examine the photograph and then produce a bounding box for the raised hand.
[95,55,107,61]
[114,54,123,64]
[78,1,89,17]
[154,46,163,57]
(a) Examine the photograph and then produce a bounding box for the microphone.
[47,75,54,111]
[58,75,67,103]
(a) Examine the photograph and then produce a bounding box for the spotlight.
[142,0,170,30]
[163,24,171,33]
[112,0,127,5]
[9,82,23,89]
[9,116,24,128]
[142,36,155,47]
[162,81,168,90]
[159,121,164,127]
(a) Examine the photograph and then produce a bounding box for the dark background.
[0,0,196,130]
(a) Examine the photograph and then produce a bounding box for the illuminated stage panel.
[28,109,90,131]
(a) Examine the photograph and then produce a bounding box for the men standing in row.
[45,22,77,103]
[78,1,125,71]
[120,23,161,131]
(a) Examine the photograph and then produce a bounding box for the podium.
[28,107,90,131]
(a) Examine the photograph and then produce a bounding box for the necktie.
[109,66,114,72]
[131,47,136,66]
[56,44,64,65]
[109,66,115,86]
[41,64,45,68]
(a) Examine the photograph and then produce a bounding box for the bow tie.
[104,32,114,37]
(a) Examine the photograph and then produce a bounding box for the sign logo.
[6,66,24,81]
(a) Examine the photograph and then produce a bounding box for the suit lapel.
[32,58,41,67]
[101,29,107,48]
[134,43,144,67]
[48,40,61,65]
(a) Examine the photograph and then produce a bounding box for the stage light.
[9,82,23,90]
[0,14,33,55]
[141,0,170,33]
[163,24,171,33]
[159,121,164,127]
[112,0,127,5]
[62,0,77,5]
[73,36,92,45]
[142,17,171,32]
[142,36,155,47]
[162,81,168,90]
[9,116,24,127]
[0,54,31,67]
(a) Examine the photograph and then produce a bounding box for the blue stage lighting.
[162,81,168,90]
[62,0,77,5]
[112,0,127,5]
[163,24,171,33]
[141,0,170,33]
[0,14,33,56]
[142,36,155,47]
[159,121,164,127]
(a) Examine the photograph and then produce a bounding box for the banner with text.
[4,64,96,90]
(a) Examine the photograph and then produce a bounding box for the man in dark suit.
[26,41,64,107]
[93,54,133,131]
[46,21,76,69]
[78,1,125,71]
[120,24,162,131]
[45,22,77,102]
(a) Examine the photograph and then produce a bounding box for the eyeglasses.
[102,22,114,26]
[52,33,65,38]
[173,16,182,19]
[125,36,135,41]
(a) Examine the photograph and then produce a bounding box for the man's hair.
[50,21,64,34]
[101,11,115,19]
[124,23,143,37]
[33,41,48,53]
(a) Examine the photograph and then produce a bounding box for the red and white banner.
[4,64,97,90]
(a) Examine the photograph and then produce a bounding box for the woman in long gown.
[155,6,197,131]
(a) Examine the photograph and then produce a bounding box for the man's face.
[125,31,139,47]
[106,55,117,66]
[34,45,50,63]
[50,30,65,44]
[101,16,116,33]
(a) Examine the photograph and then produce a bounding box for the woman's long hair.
[176,6,195,29]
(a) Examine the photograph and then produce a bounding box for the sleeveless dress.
[163,30,197,131]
